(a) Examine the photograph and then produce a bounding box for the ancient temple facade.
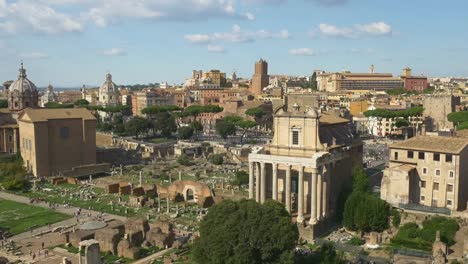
[248,94,363,237]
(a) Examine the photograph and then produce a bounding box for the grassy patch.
[0,199,70,235]
[391,216,459,251]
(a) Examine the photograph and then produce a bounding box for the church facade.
[248,94,363,238]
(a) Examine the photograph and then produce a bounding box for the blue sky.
[0,0,467,87]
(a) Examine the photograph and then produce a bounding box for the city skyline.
[0,0,467,87]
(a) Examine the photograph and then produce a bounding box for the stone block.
[95,228,121,255]
[117,240,140,260]
[69,230,95,248]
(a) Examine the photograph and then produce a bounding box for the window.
[447,200,453,207]
[423,168,428,175]
[433,153,440,161]
[418,152,425,160]
[433,182,439,191]
[8,135,12,142]
[421,195,425,201]
[432,199,438,207]
[421,181,426,188]
[435,169,440,176]
[394,151,399,160]
[449,171,455,178]
[447,184,454,193]
[292,131,299,145]
[60,127,70,139]
[446,154,453,163]
[407,151,414,159]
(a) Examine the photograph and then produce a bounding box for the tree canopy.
[245,107,266,119]
[176,105,223,119]
[447,111,468,131]
[0,153,26,191]
[343,166,390,232]
[74,99,90,106]
[44,102,74,108]
[0,99,7,108]
[192,199,299,264]
[141,105,180,115]
[125,116,150,139]
[364,106,424,119]
[177,126,194,139]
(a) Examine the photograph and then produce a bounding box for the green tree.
[231,170,249,187]
[177,126,194,139]
[74,99,90,107]
[310,72,318,90]
[152,111,177,137]
[192,199,299,264]
[343,166,390,232]
[320,242,346,264]
[245,107,266,120]
[0,99,7,108]
[215,119,237,139]
[125,116,150,139]
[210,154,224,165]
[44,102,74,108]
[0,154,26,191]
[177,154,192,166]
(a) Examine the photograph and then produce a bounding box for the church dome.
[9,63,37,93]
[99,73,118,93]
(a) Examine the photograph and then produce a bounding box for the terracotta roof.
[18,108,96,122]
[391,136,468,154]
[319,113,349,125]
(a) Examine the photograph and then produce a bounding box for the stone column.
[309,168,318,224]
[317,171,323,220]
[285,164,291,213]
[297,166,304,223]
[272,163,278,201]
[249,162,254,199]
[322,180,327,218]
[260,162,266,203]
[255,162,261,202]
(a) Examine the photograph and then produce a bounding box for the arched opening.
[186,189,194,202]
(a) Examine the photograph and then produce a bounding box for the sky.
[0,0,467,87]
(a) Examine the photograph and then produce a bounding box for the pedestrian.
[41,242,44,249]
[32,253,36,260]
[45,249,49,257]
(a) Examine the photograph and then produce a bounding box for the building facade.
[18,108,97,177]
[40,84,58,107]
[131,89,174,116]
[400,67,428,92]
[381,136,468,211]
[423,95,461,132]
[248,94,362,237]
[251,59,269,96]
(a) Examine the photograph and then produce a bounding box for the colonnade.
[249,161,329,224]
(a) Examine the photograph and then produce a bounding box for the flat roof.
[18,108,96,122]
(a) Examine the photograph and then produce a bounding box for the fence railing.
[398,203,451,215]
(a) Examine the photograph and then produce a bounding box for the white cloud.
[318,22,392,38]
[356,22,392,35]
[185,24,290,44]
[289,48,315,56]
[244,12,255,20]
[79,0,253,27]
[102,48,127,56]
[184,34,211,44]
[207,44,225,53]
[0,0,83,34]
[19,52,49,59]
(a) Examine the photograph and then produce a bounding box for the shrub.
[177,154,192,166]
[210,154,224,165]
[391,209,401,228]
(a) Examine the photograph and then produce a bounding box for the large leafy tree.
[215,118,237,139]
[192,199,299,264]
[125,116,150,139]
[343,166,390,232]
[177,126,194,139]
[448,111,468,130]
[245,107,266,120]
[310,72,318,90]
[152,111,177,137]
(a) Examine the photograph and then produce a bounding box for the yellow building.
[202,70,226,86]
[349,99,369,117]
[18,108,97,177]
[381,135,468,212]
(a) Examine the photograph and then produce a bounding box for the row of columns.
[249,161,328,225]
